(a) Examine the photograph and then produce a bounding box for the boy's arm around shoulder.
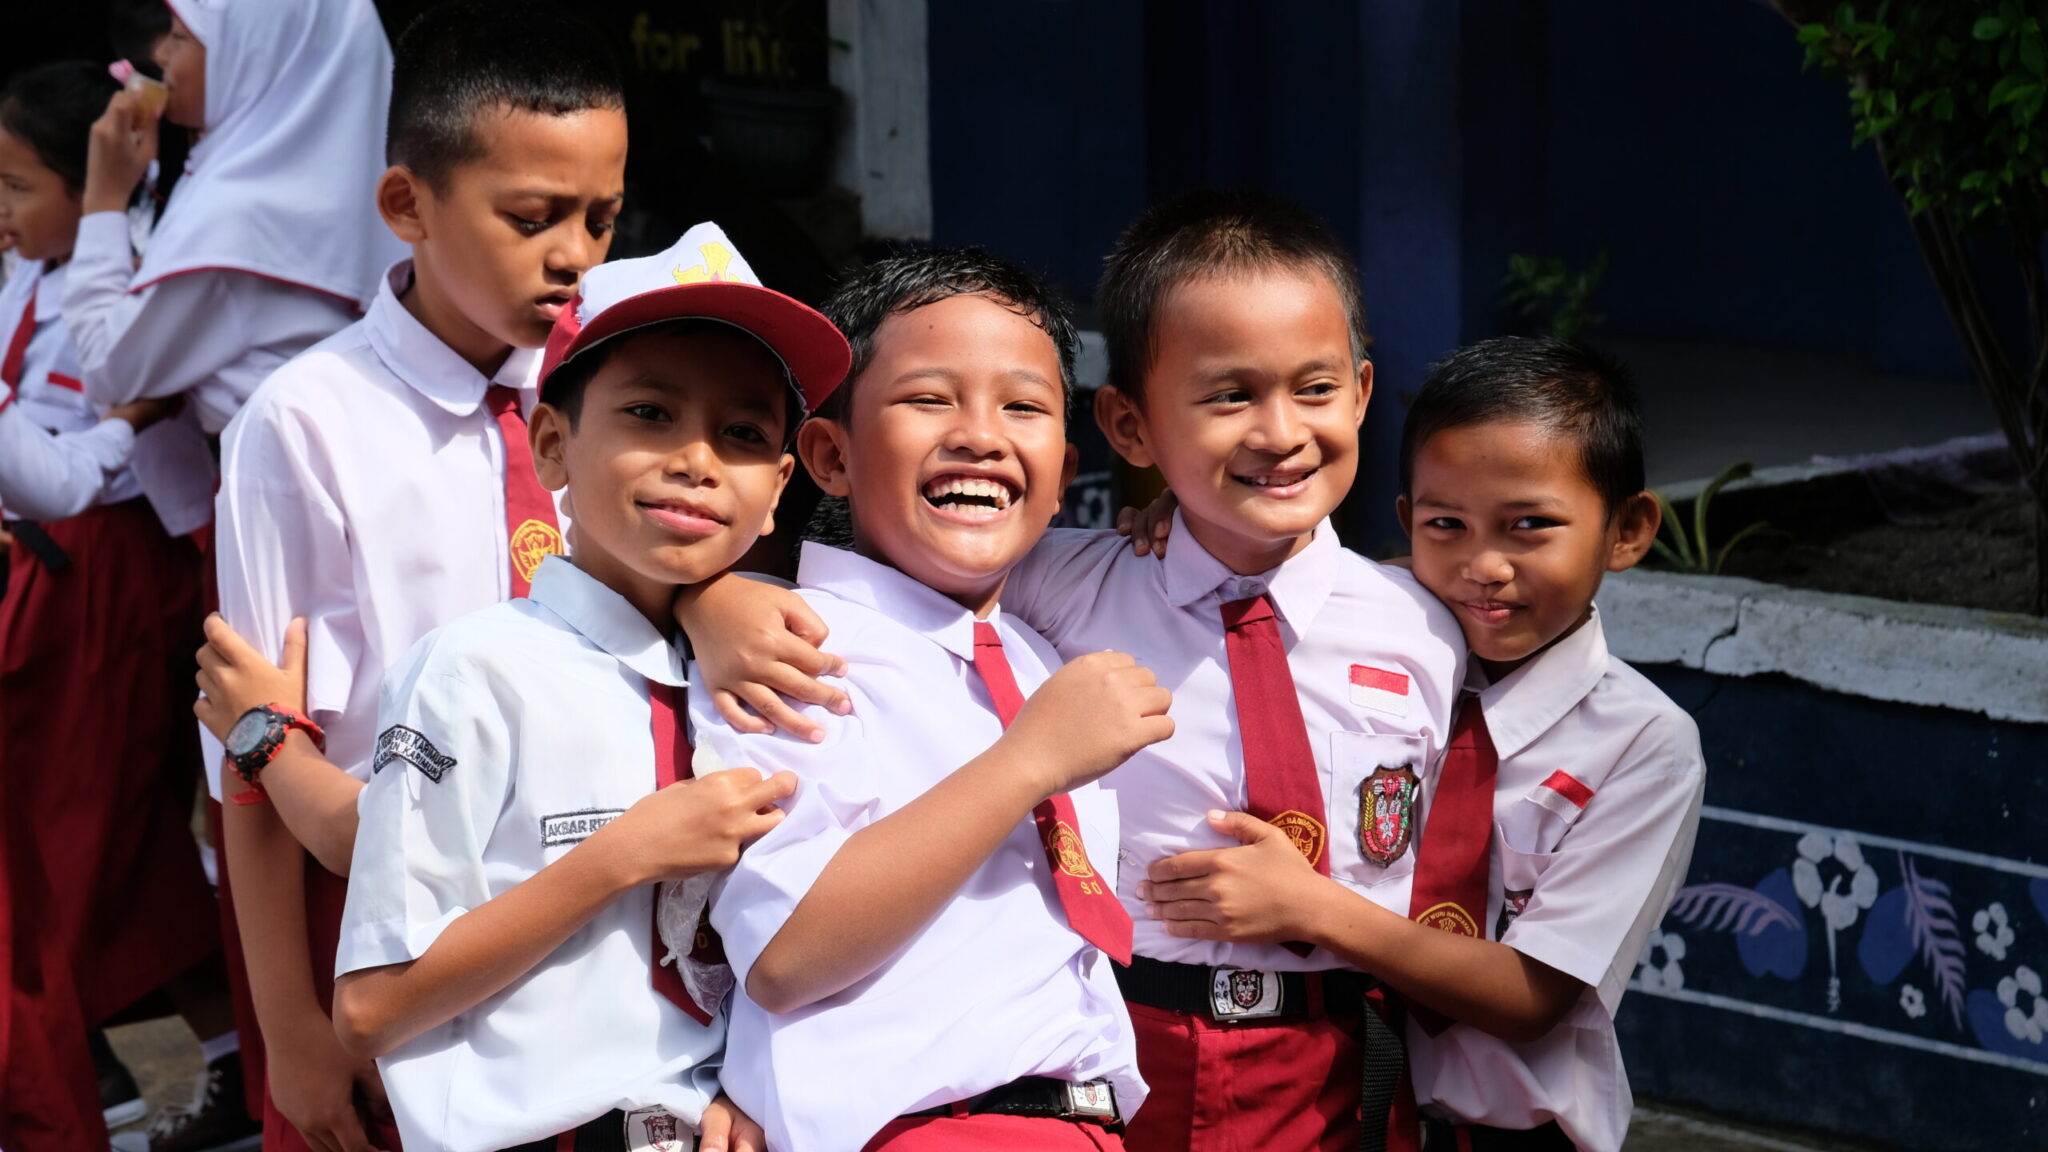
[332,634,792,1058]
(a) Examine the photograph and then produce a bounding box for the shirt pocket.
[1074,787,1121,895]
[1325,731,1430,894]
[1496,773,1596,857]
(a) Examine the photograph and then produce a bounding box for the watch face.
[226,709,272,756]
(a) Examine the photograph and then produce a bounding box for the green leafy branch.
[1651,461,1775,575]
[1501,252,1609,341]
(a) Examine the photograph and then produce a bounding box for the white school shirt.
[0,261,140,521]
[62,210,358,530]
[203,260,552,799]
[700,543,1146,1152]
[1002,511,1467,971]
[1407,609,1705,1152]
[339,556,724,1152]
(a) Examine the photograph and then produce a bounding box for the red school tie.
[486,385,564,599]
[1405,697,1498,1034]
[648,681,726,1025]
[2,284,36,389]
[1221,593,1329,956]
[969,622,1134,965]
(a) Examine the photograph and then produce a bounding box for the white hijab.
[137,0,402,309]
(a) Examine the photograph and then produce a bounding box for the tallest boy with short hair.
[195,4,627,1149]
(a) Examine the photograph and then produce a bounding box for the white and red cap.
[540,222,850,413]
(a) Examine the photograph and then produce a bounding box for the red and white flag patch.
[1348,664,1411,717]
[1530,770,1595,820]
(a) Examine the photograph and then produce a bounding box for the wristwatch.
[224,704,326,788]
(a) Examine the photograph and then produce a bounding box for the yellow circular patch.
[1048,820,1096,878]
[1270,809,1327,867]
[1416,901,1481,937]
[510,518,565,585]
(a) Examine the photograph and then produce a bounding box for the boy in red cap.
[324,222,850,1152]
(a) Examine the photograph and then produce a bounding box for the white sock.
[198,1031,239,1065]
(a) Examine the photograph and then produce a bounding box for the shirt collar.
[797,542,995,662]
[1160,508,1340,630]
[363,260,539,417]
[31,263,62,323]
[1467,606,1611,759]
[527,555,688,688]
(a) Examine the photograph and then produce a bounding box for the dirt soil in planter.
[1704,489,2037,615]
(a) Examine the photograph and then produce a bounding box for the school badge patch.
[1496,888,1532,939]
[1357,765,1418,866]
[509,518,565,586]
[1416,901,1481,937]
[374,725,455,782]
[1269,810,1327,868]
[1048,820,1096,878]
[623,1107,686,1152]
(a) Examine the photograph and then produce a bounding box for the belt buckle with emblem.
[1062,1079,1119,1120]
[1208,965,1285,1020]
[623,1106,687,1152]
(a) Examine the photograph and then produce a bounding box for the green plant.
[1501,252,1609,340]
[1651,461,1774,575]
[1775,0,2048,612]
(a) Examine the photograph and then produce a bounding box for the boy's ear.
[1394,494,1414,541]
[1353,359,1374,428]
[1050,442,1080,516]
[754,453,798,540]
[1608,490,1662,572]
[1094,385,1156,470]
[796,418,853,497]
[529,403,571,493]
[376,166,429,245]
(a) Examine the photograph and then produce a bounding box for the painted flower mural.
[1792,831,1880,1011]
[1975,903,2016,962]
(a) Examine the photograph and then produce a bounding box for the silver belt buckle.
[622,1106,688,1152]
[1062,1079,1119,1120]
[1208,965,1285,1020]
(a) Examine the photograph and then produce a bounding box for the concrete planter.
[1597,515,2048,1147]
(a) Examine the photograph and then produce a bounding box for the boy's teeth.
[924,477,1012,510]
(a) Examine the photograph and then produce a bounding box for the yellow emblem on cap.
[510,518,565,585]
[1416,901,1481,937]
[1270,810,1327,867]
[672,241,736,285]
[1048,820,1096,879]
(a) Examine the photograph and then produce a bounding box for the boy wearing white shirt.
[326,223,849,1152]
[1141,338,1705,1151]
[691,249,1170,1152]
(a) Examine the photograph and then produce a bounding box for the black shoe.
[89,1027,147,1129]
[139,1054,262,1152]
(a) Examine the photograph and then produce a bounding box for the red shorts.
[864,1114,1124,1151]
[1122,998,1419,1152]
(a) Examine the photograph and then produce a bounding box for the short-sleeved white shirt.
[1407,608,1705,1152]
[205,260,556,799]
[1002,512,1468,971]
[699,543,1145,1152]
[338,556,723,1152]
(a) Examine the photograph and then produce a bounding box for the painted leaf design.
[1668,883,1803,935]
[1899,852,1968,1029]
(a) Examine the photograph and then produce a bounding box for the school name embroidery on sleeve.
[374,725,456,782]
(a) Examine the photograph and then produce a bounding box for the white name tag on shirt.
[623,1106,690,1152]
[541,808,625,847]
[1348,663,1412,717]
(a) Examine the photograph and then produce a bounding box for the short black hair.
[1097,189,1367,406]
[1400,337,1646,515]
[0,62,118,196]
[816,247,1079,422]
[388,0,623,188]
[540,319,794,438]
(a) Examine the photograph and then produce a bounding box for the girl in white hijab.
[61,0,404,537]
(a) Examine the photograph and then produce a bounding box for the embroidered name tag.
[373,725,455,782]
[541,809,625,847]
[1348,664,1411,716]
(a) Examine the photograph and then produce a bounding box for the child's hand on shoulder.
[1138,810,1335,945]
[674,573,850,743]
[1005,651,1173,795]
[1114,491,1177,558]
[598,767,796,885]
[194,614,309,741]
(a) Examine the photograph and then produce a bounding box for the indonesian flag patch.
[1529,770,1595,819]
[1348,664,1411,717]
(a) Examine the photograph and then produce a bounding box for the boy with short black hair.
[329,222,846,1152]
[689,247,1168,1152]
[192,4,629,1148]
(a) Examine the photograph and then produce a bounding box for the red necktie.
[1221,594,1329,956]
[969,622,1134,965]
[2,284,36,389]
[486,385,563,598]
[1406,697,1498,1034]
[648,681,725,1025]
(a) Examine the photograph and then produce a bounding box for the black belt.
[501,1109,626,1152]
[1421,1116,1575,1151]
[904,1076,1122,1129]
[1116,956,1406,1152]
[3,520,70,573]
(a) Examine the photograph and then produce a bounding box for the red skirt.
[0,498,219,1022]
